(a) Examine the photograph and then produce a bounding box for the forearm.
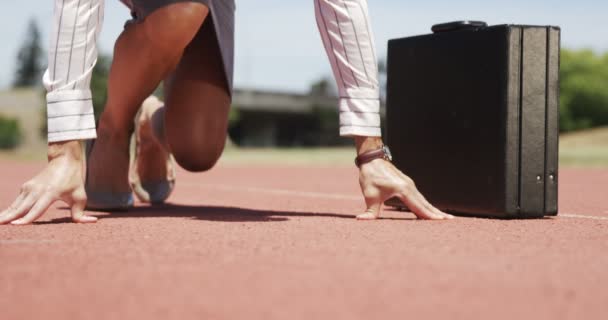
[354,136,383,155]
[44,0,105,143]
[314,0,381,138]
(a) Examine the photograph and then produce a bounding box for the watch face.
[383,146,393,161]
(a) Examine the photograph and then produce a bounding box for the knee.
[173,141,225,173]
[143,3,209,48]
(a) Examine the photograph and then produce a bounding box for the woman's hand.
[355,137,454,220]
[0,141,97,225]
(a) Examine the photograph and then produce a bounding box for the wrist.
[48,140,83,162]
[354,136,384,156]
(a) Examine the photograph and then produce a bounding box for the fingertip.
[74,215,98,223]
[438,210,455,219]
[10,219,27,225]
[426,211,442,220]
[429,213,446,221]
[356,213,378,221]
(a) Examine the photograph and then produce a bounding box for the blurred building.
[229,89,349,147]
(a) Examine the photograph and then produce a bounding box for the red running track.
[1,160,607,320]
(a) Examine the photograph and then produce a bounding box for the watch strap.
[355,148,388,168]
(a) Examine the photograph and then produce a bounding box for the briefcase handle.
[431,21,488,33]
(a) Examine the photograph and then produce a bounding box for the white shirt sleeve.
[43,0,105,143]
[314,0,381,137]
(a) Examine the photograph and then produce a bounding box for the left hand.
[0,141,96,225]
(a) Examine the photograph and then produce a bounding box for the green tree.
[560,49,608,132]
[0,115,22,150]
[13,19,44,88]
[90,54,111,120]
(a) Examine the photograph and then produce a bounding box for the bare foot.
[129,96,175,203]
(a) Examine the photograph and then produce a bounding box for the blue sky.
[0,0,606,92]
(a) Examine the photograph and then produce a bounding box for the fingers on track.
[391,166,454,220]
[1,188,97,225]
[397,189,453,220]
[70,192,97,224]
[357,200,382,220]
[0,193,37,224]
[11,194,55,225]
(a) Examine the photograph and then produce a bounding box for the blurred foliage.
[91,54,112,121]
[228,107,241,125]
[309,77,337,97]
[560,49,608,132]
[13,19,44,88]
[0,115,23,150]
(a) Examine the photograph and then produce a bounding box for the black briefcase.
[385,21,560,218]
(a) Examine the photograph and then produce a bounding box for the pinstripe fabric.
[44,0,103,142]
[44,0,235,143]
[44,0,380,143]
[315,0,381,137]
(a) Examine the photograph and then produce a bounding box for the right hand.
[353,136,454,221]
[356,158,455,220]
[0,140,97,225]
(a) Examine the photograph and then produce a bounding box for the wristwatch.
[355,145,393,168]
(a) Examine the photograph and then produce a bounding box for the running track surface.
[1,160,607,320]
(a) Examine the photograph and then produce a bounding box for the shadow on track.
[43,203,415,224]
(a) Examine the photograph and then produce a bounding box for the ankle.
[150,107,168,148]
[96,123,131,148]
[98,114,133,141]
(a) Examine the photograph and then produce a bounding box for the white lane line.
[183,183,608,221]
[559,214,608,221]
[0,240,59,245]
[181,183,361,201]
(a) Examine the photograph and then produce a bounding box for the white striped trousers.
[44,0,381,142]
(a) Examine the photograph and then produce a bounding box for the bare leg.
[136,16,231,185]
[164,17,231,172]
[87,3,210,195]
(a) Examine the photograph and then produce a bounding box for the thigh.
[163,17,231,171]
